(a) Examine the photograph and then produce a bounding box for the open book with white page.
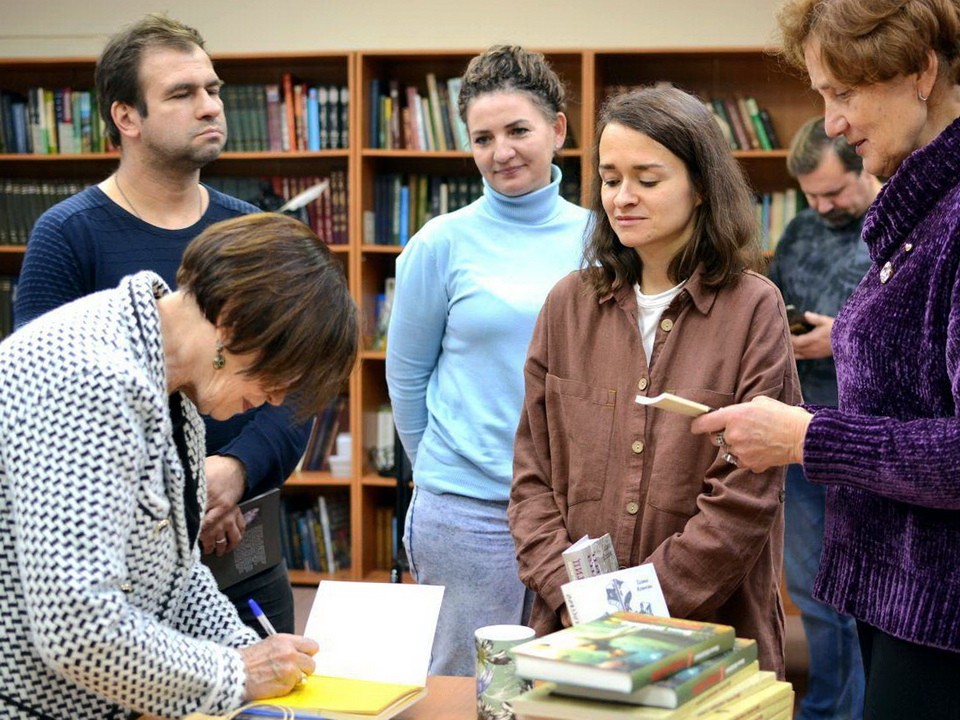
[238,581,444,719]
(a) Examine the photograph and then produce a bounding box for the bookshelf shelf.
[284,471,353,488]
[1,45,819,587]
[360,245,403,255]
[288,568,353,586]
[361,473,396,488]
[362,149,471,159]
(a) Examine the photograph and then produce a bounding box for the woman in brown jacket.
[508,85,800,678]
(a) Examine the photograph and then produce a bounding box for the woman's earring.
[212,340,225,370]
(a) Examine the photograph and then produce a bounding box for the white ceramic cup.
[474,624,536,720]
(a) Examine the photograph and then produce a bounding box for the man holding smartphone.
[767,117,880,720]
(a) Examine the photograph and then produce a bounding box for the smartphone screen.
[785,304,814,335]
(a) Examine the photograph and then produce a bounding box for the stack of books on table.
[508,612,793,720]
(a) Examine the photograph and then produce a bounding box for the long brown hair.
[583,85,761,298]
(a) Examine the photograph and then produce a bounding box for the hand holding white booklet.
[635,392,711,416]
[561,563,669,625]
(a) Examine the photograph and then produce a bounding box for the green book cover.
[551,638,758,708]
[511,612,736,694]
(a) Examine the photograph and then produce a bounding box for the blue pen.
[247,598,277,636]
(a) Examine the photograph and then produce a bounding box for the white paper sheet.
[303,580,445,686]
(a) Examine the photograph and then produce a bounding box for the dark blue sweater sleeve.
[203,396,311,496]
[15,203,89,328]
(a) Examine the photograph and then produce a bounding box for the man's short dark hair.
[94,14,207,147]
[787,116,863,178]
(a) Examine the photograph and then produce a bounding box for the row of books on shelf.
[1,173,349,247]
[371,504,397,573]
[221,78,349,153]
[509,612,794,720]
[205,171,349,245]
[369,74,469,151]
[705,95,782,152]
[297,395,349,473]
[364,172,484,246]
[0,276,16,341]
[0,87,113,155]
[279,493,351,574]
[0,179,88,244]
[755,188,806,252]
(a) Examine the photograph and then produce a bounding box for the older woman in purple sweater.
[693,0,960,717]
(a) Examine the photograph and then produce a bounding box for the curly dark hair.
[456,45,566,123]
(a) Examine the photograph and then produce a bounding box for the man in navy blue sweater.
[15,14,308,634]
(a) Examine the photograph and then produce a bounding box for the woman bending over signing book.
[508,86,800,678]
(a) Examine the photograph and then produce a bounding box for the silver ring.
[215,538,228,545]
[723,452,739,467]
[716,432,725,447]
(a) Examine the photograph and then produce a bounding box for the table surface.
[396,675,475,719]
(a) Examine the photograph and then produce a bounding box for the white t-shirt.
[634,281,685,363]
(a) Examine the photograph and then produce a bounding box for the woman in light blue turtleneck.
[386,45,589,676]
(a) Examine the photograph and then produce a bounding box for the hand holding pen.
[238,599,317,701]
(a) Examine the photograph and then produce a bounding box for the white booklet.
[304,580,444,686]
[635,392,711,416]
[562,533,618,582]
[561,563,669,625]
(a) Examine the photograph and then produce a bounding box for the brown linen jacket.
[508,267,801,678]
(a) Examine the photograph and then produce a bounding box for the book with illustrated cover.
[512,665,774,720]
[552,639,758,708]
[204,488,282,590]
[562,563,669,626]
[563,533,619,581]
[511,613,736,694]
[634,392,711,417]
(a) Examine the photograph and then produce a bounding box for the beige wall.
[0,0,784,57]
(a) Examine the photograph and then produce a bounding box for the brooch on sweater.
[880,242,914,284]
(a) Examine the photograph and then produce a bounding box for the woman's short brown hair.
[583,85,761,298]
[778,0,960,86]
[177,213,358,417]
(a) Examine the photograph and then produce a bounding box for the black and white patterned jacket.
[0,272,258,719]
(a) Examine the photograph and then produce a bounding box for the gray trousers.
[403,486,530,676]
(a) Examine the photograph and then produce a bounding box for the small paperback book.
[510,612,736,694]
[204,488,282,590]
[563,533,619,581]
[561,563,669,626]
[551,638,758,708]
[239,580,444,719]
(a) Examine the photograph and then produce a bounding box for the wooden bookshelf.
[0,47,820,586]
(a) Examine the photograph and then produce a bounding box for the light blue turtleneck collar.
[480,165,565,226]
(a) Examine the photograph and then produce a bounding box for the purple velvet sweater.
[803,116,960,652]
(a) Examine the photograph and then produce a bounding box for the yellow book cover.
[696,680,793,720]
[238,675,427,719]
